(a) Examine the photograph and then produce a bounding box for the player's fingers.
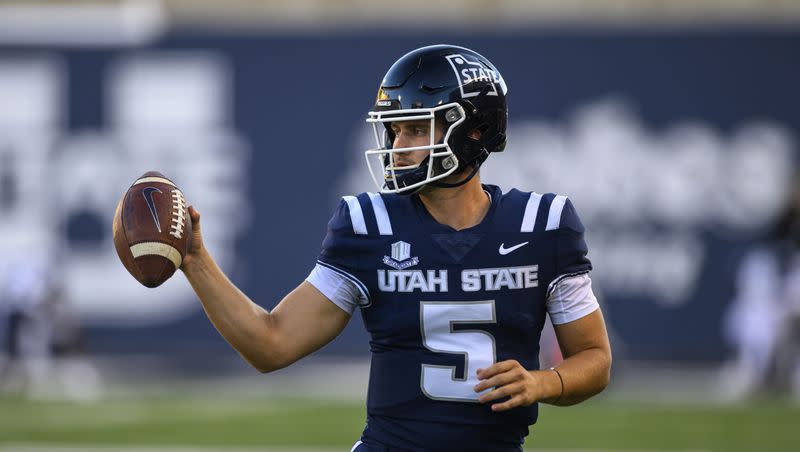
[474,369,520,392]
[476,360,518,380]
[477,382,523,404]
[491,394,524,412]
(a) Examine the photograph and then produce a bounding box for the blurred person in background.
[180,45,611,451]
[0,251,100,400]
[0,252,57,396]
[723,174,800,399]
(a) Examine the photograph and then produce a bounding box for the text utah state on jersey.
[378,264,539,293]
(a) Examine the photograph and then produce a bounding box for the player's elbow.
[246,349,292,374]
[248,359,273,374]
[595,347,612,393]
[252,360,286,374]
[241,324,294,373]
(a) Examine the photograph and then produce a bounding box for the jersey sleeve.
[546,273,599,324]
[306,263,366,315]
[307,198,372,310]
[554,198,592,278]
[545,198,597,324]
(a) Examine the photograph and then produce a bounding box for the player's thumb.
[186,205,204,253]
[189,206,201,239]
[188,205,200,223]
[188,205,201,233]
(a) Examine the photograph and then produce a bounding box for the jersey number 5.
[420,300,497,402]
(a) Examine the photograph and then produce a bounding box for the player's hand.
[474,360,550,412]
[180,205,206,272]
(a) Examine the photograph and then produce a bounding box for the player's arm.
[474,305,611,410]
[181,206,350,373]
[475,197,611,410]
[547,307,611,405]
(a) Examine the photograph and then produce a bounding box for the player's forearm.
[181,248,285,373]
[547,346,611,406]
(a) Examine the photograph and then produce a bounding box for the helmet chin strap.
[428,161,480,189]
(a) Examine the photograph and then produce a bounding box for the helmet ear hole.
[468,123,489,141]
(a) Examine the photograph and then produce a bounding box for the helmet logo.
[445,53,502,99]
[377,88,391,101]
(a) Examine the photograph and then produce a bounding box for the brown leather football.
[113,171,192,288]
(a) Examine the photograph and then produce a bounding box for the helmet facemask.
[365,103,466,194]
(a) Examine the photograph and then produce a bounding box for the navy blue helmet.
[365,45,508,194]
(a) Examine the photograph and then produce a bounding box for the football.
[113,171,192,288]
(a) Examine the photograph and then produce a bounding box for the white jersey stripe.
[520,192,542,232]
[367,192,393,235]
[546,195,568,231]
[342,195,368,235]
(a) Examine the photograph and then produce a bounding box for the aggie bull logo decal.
[445,53,506,99]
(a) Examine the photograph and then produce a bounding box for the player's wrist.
[534,367,564,405]
[181,247,211,275]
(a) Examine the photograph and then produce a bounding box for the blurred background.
[0,0,799,451]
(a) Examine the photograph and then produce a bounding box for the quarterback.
[181,45,611,451]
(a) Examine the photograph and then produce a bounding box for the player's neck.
[418,175,490,231]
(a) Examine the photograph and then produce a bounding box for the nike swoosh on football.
[142,186,163,233]
[498,241,529,255]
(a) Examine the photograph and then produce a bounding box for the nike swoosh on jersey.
[142,186,163,233]
[498,241,529,255]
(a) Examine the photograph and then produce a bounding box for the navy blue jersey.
[315,185,592,451]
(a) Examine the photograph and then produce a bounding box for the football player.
[181,45,612,451]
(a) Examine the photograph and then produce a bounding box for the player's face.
[389,120,445,167]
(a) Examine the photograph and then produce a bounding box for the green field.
[1,396,797,451]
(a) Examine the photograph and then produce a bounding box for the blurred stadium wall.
[0,0,799,401]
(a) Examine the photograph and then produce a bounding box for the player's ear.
[468,128,482,140]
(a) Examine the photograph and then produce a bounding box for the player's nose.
[393,132,411,150]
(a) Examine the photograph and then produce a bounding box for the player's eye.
[414,127,428,136]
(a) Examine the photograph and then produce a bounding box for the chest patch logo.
[383,240,420,270]
[498,241,529,255]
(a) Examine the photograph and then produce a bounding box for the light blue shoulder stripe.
[520,192,542,232]
[367,192,393,236]
[342,195,367,235]
[546,195,568,231]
